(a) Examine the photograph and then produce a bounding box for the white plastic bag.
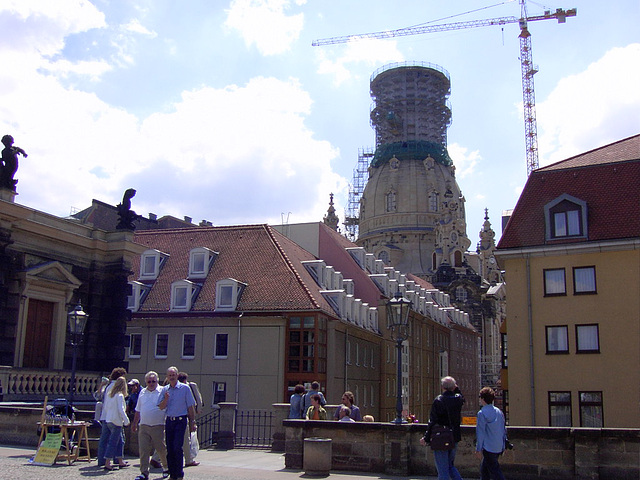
[189,431,199,459]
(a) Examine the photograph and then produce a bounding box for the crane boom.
[312,5,576,176]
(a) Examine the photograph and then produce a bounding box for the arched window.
[429,192,439,212]
[432,252,437,270]
[454,250,463,267]
[455,286,468,302]
[386,190,397,212]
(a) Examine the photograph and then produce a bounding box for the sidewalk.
[0,444,479,480]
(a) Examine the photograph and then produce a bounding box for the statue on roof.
[116,188,141,230]
[1,135,27,192]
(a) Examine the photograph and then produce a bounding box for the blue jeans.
[481,449,505,480]
[97,421,124,466]
[166,417,187,479]
[433,444,462,480]
[104,422,124,460]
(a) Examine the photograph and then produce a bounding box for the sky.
[1,0,638,247]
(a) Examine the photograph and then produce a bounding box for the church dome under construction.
[357,62,471,277]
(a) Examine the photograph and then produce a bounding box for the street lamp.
[67,302,88,414]
[386,291,411,424]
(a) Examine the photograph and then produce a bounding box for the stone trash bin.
[303,437,332,476]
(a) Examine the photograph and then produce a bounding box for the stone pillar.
[216,402,237,450]
[271,403,290,452]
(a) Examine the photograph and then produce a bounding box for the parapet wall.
[284,420,640,480]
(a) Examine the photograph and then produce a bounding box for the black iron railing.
[235,409,274,448]
[196,408,220,449]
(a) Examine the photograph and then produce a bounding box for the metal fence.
[196,408,220,449]
[235,410,274,448]
[195,408,274,449]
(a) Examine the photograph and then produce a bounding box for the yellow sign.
[462,416,477,426]
[33,432,62,466]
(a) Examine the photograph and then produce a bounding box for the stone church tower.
[356,63,471,278]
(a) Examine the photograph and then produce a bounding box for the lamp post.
[67,302,88,413]
[386,291,412,424]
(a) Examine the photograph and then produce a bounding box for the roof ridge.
[265,225,321,310]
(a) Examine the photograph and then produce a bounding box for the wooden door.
[23,299,54,368]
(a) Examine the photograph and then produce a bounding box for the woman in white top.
[103,377,130,471]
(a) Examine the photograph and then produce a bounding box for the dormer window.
[544,194,588,240]
[215,278,247,311]
[301,260,326,287]
[171,280,200,312]
[188,247,218,279]
[127,281,150,312]
[140,249,169,280]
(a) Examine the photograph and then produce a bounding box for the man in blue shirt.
[157,366,196,480]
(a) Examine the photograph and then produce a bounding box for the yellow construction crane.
[313,1,576,176]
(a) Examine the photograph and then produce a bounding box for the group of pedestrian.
[95,366,204,480]
[421,376,507,480]
[288,381,367,422]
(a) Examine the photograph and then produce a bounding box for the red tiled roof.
[131,224,335,315]
[498,135,640,249]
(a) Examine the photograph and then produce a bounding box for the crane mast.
[312,2,576,176]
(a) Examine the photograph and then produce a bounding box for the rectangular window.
[544,268,566,296]
[219,285,233,307]
[554,210,581,237]
[174,286,188,308]
[576,324,599,353]
[549,391,572,427]
[546,325,569,353]
[214,333,228,358]
[142,255,157,276]
[155,333,168,358]
[579,391,603,427]
[191,252,206,274]
[182,333,196,359]
[129,333,142,358]
[573,266,597,294]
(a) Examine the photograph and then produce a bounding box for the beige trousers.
[183,426,193,464]
[138,424,167,475]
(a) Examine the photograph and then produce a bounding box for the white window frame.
[139,249,169,280]
[544,194,588,241]
[170,280,199,312]
[188,247,218,279]
[182,333,196,359]
[215,278,247,312]
[127,281,150,312]
[214,333,229,359]
[128,333,142,358]
[155,333,168,359]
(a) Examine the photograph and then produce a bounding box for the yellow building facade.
[496,135,640,427]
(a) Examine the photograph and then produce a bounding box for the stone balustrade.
[284,419,640,480]
[0,366,102,401]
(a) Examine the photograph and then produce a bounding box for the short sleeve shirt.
[157,382,196,417]
[136,387,166,426]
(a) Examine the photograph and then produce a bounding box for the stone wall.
[284,420,640,480]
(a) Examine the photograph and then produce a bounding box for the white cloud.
[537,43,640,165]
[225,0,304,56]
[315,38,405,86]
[448,143,480,179]
[0,0,105,56]
[123,19,157,38]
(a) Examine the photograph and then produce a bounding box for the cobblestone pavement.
[0,444,473,480]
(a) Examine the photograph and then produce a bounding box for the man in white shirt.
[131,371,168,480]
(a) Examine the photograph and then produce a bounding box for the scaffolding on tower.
[344,147,373,242]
